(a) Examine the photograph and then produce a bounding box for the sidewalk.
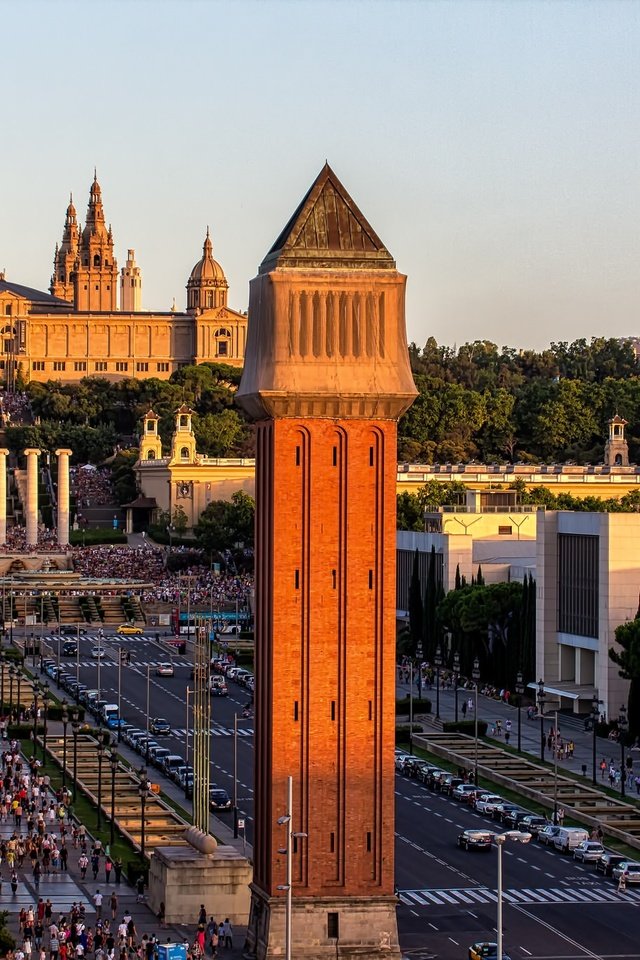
[397,676,640,796]
[1,745,248,958]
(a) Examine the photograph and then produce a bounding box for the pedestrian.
[198,904,207,926]
[156,902,165,929]
[461,700,467,718]
[223,920,232,950]
[136,875,145,903]
[618,870,627,893]
[113,858,122,885]
[94,891,103,920]
[109,892,118,921]
[104,858,112,884]
[78,854,88,880]
[557,807,565,826]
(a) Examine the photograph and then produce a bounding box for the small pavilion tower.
[73,173,119,311]
[186,228,228,312]
[50,195,79,302]
[604,414,630,467]
[139,410,162,460]
[170,404,198,463]
[120,249,142,312]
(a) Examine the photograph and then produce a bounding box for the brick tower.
[237,164,417,960]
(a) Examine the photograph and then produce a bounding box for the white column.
[55,448,72,546]
[24,448,41,547]
[0,449,9,545]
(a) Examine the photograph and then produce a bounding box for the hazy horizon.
[2,0,639,353]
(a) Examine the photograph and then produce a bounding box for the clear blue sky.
[2,0,639,351]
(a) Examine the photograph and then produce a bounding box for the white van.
[553,827,589,853]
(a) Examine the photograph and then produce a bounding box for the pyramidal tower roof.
[259,162,395,274]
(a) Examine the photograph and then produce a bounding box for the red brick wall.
[253,417,397,899]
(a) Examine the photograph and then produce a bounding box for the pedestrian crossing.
[68,660,187,668]
[171,726,254,739]
[399,885,640,908]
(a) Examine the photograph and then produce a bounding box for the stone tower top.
[237,163,417,422]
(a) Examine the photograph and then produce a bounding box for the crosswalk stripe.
[398,885,640,908]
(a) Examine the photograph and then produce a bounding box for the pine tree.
[476,564,484,586]
[455,564,462,590]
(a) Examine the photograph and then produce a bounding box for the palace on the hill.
[0,175,247,384]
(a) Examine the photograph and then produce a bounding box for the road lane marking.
[511,903,607,959]
[427,923,438,931]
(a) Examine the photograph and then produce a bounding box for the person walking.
[156,902,165,929]
[109,892,118,921]
[618,869,627,893]
[223,920,232,950]
[93,891,103,920]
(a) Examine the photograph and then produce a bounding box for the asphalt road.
[35,632,640,959]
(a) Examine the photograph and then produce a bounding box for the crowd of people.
[71,469,114,509]
[0,393,32,427]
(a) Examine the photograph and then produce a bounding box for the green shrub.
[70,529,127,545]
[442,719,488,736]
[396,724,424,742]
[396,697,431,715]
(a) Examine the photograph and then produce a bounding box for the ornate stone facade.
[0,175,247,383]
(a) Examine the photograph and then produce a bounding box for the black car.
[441,777,464,797]
[209,787,232,811]
[503,809,534,829]
[60,625,87,635]
[457,830,494,851]
[596,852,627,876]
[62,641,78,656]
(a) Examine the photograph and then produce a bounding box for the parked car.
[537,825,562,846]
[457,830,494,851]
[573,841,605,863]
[596,852,627,876]
[475,795,503,815]
[441,776,464,797]
[493,803,522,823]
[149,718,171,735]
[552,828,590,854]
[162,755,185,780]
[520,815,549,836]
[155,662,174,677]
[395,753,410,772]
[611,861,640,885]
[209,787,232,811]
[453,784,478,803]
[149,746,171,766]
[416,764,440,784]
[503,809,535,829]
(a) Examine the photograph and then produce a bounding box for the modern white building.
[535,510,639,719]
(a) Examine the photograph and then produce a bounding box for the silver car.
[573,841,605,863]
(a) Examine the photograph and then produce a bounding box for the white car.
[475,794,504,814]
[91,647,106,659]
[156,662,174,677]
[573,841,605,863]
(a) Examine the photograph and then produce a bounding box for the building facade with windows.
[536,510,640,719]
[0,175,247,384]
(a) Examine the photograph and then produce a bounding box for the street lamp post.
[434,645,442,720]
[109,751,118,849]
[515,671,525,754]
[72,712,79,803]
[61,700,69,789]
[42,682,50,766]
[138,769,149,858]
[495,831,532,960]
[276,776,308,960]
[453,651,460,723]
[185,686,192,801]
[145,663,151,765]
[0,651,5,714]
[592,691,601,785]
[472,657,481,784]
[32,680,40,759]
[537,679,546,763]
[553,709,559,822]
[619,705,628,798]
[8,665,15,720]
[97,736,105,830]
[16,663,23,723]
[117,648,123,743]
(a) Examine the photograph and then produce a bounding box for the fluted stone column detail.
[0,449,9,545]
[55,448,72,546]
[24,448,41,547]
